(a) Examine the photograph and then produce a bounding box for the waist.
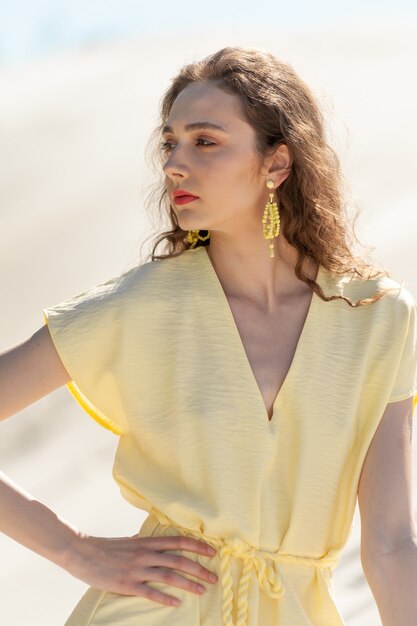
[143,508,341,626]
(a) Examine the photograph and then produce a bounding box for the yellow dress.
[42,246,417,626]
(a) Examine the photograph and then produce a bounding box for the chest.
[227,292,313,421]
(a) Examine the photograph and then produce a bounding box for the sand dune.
[1,25,416,625]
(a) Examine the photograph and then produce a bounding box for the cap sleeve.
[386,289,417,411]
[42,272,130,436]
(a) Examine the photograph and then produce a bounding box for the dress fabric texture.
[42,246,417,626]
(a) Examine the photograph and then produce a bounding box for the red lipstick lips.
[175,195,199,205]
[172,188,200,205]
[173,188,199,199]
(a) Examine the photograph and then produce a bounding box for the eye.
[160,138,215,153]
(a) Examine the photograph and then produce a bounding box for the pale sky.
[1,0,417,66]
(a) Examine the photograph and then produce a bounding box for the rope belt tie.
[217,536,285,626]
[148,509,340,626]
[215,536,340,626]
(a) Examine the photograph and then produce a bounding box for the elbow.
[361,533,417,573]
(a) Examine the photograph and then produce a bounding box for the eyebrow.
[161,121,229,135]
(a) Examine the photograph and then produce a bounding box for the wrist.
[56,527,88,573]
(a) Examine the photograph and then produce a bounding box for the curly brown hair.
[140,46,401,307]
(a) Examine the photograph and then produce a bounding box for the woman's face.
[162,82,286,236]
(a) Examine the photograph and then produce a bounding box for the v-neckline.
[196,245,322,426]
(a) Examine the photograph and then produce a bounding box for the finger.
[142,566,207,596]
[134,582,182,607]
[143,535,217,557]
[148,551,218,585]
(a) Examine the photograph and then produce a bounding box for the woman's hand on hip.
[64,532,219,607]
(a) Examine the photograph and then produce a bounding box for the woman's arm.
[0,324,71,422]
[0,327,218,605]
[358,395,417,625]
[0,324,79,567]
[0,469,82,570]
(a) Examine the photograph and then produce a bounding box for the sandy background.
[1,25,416,625]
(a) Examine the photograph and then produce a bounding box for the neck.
[205,236,318,312]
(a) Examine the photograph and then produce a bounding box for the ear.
[261,143,293,187]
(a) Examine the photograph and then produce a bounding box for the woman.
[1,46,416,626]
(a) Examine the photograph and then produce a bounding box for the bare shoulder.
[0,324,71,422]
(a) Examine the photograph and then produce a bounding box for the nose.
[162,145,191,181]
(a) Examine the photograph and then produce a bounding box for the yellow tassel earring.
[262,179,280,258]
[185,229,210,248]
